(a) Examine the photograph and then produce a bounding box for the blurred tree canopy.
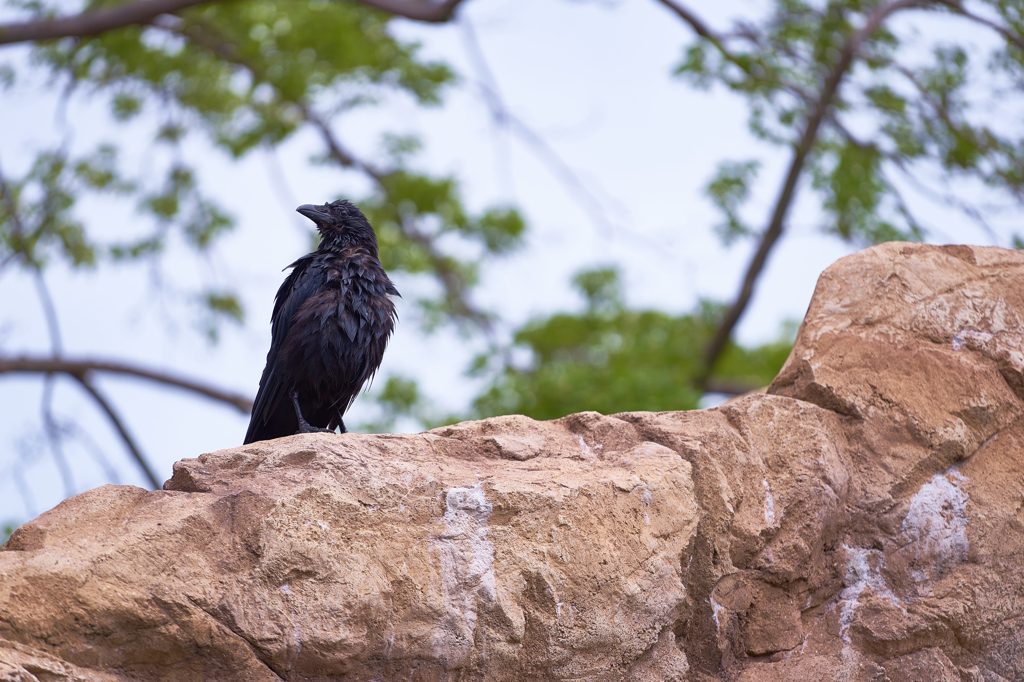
[1,0,1024,503]
[469,268,793,421]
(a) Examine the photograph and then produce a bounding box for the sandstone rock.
[2,242,1024,681]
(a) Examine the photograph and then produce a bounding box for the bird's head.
[297,200,379,253]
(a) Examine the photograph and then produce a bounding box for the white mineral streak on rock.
[384,622,395,659]
[710,594,725,636]
[762,477,776,525]
[901,470,970,578]
[632,482,653,525]
[431,482,496,664]
[577,434,599,461]
[951,328,993,351]
[838,547,902,644]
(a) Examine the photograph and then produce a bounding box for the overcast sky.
[0,0,1009,524]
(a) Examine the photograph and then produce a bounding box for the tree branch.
[0,0,209,46]
[699,0,927,386]
[352,0,465,22]
[0,0,466,47]
[0,355,253,413]
[654,0,725,43]
[70,374,160,489]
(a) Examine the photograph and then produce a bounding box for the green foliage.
[360,375,426,433]
[573,267,622,313]
[469,269,792,421]
[0,146,133,269]
[1,520,17,544]
[675,0,1024,248]
[198,290,245,342]
[706,160,760,244]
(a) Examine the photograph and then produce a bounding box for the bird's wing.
[244,254,323,444]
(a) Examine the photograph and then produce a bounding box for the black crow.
[243,200,399,444]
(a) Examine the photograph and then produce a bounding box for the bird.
[243,200,399,444]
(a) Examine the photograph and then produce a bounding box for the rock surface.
[3,242,1024,681]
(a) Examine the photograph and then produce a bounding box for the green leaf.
[572,267,623,314]
[2,520,19,545]
[197,290,245,342]
[112,93,142,121]
[706,159,761,245]
[474,207,526,253]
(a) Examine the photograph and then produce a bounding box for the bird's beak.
[296,204,332,225]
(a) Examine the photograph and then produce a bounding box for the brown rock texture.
[2,241,1024,681]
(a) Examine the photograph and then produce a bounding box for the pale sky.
[0,0,1011,523]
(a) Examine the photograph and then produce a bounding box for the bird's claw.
[298,423,335,435]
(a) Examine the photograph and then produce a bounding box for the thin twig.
[655,0,726,44]
[40,377,76,498]
[33,271,64,356]
[36,402,69,495]
[58,420,122,485]
[262,145,308,238]
[0,355,254,412]
[934,0,1024,53]
[70,374,160,489]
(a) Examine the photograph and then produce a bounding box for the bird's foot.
[291,390,337,435]
[297,423,335,435]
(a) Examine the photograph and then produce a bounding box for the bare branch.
[0,355,253,413]
[701,0,928,384]
[350,0,466,22]
[654,0,726,44]
[33,271,64,356]
[0,0,466,47]
[70,374,160,489]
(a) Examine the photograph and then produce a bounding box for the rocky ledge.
[3,242,1024,681]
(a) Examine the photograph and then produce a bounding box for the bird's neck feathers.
[319,231,380,258]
